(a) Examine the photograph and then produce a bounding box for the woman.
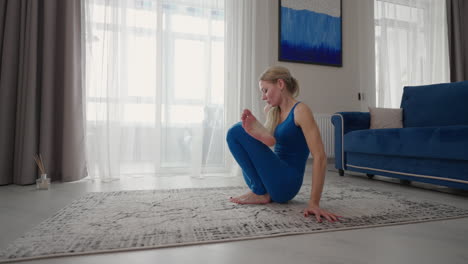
[226,66,340,223]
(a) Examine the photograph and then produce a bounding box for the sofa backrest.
[400,81,468,127]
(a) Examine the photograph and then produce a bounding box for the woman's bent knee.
[226,122,244,142]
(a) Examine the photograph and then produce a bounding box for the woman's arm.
[295,103,340,222]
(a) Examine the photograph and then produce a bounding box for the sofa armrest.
[332,112,370,134]
[331,112,370,170]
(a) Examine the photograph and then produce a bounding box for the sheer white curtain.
[84,0,273,180]
[224,0,274,175]
[84,0,226,180]
[375,0,449,108]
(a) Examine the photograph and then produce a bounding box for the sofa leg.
[400,179,411,185]
[366,174,375,179]
[338,169,344,176]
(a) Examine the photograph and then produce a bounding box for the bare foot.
[241,109,276,146]
[230,191,271,204]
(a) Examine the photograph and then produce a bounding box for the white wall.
[264,0,376,114]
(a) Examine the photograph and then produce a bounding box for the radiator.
[314,114,334,158]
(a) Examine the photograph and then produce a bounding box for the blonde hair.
[260,66,300,134]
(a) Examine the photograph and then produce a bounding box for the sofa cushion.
[344,126,468,161]
[369,107,403,129]
[400,81,468,127]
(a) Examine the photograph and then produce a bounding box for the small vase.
[36,174,50,190]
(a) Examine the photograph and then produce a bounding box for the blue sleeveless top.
[274,102,310,172]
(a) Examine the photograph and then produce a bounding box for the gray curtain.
[0,0,86,185]
[446,0,468,82]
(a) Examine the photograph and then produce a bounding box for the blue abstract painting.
[279,0,342,66]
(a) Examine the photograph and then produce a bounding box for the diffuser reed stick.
[34,154,47,175]
[39,154,46,174]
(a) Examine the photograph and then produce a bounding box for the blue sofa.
[331,81,468,190]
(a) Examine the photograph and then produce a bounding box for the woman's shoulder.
[294,102,314,126]
[294,102,313,116]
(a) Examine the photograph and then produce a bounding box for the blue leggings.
[226,122,303,203]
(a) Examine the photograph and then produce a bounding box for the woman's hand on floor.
[303,204,341,223]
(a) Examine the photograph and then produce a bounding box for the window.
[85,0,226,177]
[374,0,449,108]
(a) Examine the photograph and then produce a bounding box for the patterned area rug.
[1,183,468,263]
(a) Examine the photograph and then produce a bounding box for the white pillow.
[369,107,403,129]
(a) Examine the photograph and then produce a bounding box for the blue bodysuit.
[226,102,310,203]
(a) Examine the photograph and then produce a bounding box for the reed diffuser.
[34,154,50,190]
